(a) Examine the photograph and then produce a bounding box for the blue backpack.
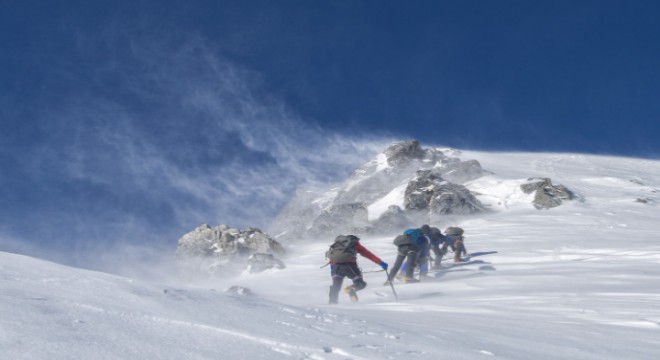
[403,228,422,240]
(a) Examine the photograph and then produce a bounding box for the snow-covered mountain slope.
[1,251,407,360]
[2,150,660,359]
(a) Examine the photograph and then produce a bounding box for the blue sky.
[1,1,659,268]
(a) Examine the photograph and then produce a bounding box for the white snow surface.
[3,151,660,359]
[367,182,408,221]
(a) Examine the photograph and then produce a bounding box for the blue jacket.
[403,228,430,256]
[428,227,448,248]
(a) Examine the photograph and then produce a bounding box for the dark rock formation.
[404,170,485,215]
[429,183,486,215]
[176,224,285,278]
[384,140,427,167]
[521,178,576,209]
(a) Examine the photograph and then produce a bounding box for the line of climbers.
[386,224,467,285]
[324,225,468,304]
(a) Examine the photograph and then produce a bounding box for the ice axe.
[383,269,398,301]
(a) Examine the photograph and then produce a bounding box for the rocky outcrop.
[384,140,427,166]
[429,183,486,215]
[404,170,485,215]
[520,178,576,209]
[176,224,285,278]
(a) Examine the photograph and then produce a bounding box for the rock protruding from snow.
[405,170,485,214]
[520,178,576,209]
[225,285,252,295]
[246,253,286,273]
[176,224,285,278]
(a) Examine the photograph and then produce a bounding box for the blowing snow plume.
[0,29,391,277]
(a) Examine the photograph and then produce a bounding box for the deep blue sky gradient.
[1,0,659,269]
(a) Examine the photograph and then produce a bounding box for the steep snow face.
[343,153,392,193]
[367,182,408,221]
[2,150,660,360]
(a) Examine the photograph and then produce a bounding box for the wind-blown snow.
[374,153,390,172]
[367,183,407,221]
[2,150,660,359]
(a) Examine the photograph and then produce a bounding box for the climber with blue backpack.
[325,235,388,304]
[384,225,430,284]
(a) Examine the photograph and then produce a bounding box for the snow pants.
[387,244,418,281]
[401,251,429,277]
[431,244,446,268]
[329,262,366,304]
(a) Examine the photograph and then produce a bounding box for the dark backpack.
[429,227,446,244]
[326,235,359,263]
[393,234,413,246]
[445,227,464,236]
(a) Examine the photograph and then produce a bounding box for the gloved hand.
[379,261,388,271]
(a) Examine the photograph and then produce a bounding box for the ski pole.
[384,269,398,301]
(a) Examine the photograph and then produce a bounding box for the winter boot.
[402,276,420,284]
[344,286,359,302]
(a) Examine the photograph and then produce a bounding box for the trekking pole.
[383,269,398,301]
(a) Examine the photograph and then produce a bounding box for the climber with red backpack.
[325,235,388,304]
